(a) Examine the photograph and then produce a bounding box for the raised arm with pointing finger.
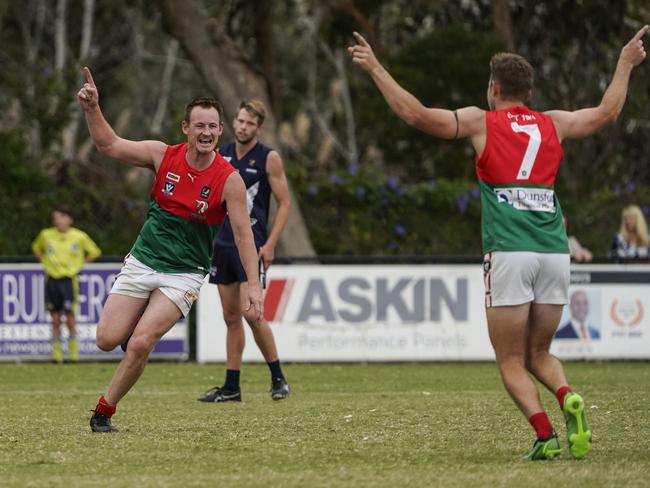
[77,67,167,169]
[348,27,647,461]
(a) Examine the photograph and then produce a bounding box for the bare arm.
[222,172,264,321]
[77,67,167,170]
[546,25,648,141]
[348,31,485,143]
[259,150,290,269]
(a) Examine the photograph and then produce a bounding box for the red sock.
[555,386,573,409]
[528,412,553,440]
[94,395,116,417]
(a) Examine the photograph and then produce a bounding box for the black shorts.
[209,245,248,285]
[45,277,76,313]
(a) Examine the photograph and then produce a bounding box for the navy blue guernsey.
[215,141,272,248]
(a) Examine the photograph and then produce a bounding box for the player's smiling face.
[182,106,223,154]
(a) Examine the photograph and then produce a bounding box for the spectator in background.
[609,204,649,261]
[32,207,101,363]
[563,215,593,263]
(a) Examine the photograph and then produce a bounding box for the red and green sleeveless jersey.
[475,106,569,254]
[130,143,236,274]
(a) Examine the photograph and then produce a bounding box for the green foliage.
[1,127,149,256]
[2,0,650,258]
[292,165,482,255]
[291,166,650,258]
[0,131,52,254]
[1,362,649,487]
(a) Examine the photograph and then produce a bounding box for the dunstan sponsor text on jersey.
[494,187,555,212]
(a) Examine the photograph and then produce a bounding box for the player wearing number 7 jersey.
[349,25,648,460]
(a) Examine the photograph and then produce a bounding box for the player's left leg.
[527,303,591,460]
[528,253,590,459]
[525,304,568,395]
[242,283,289,400]
[487,304,561,460]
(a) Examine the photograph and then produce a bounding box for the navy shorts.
[210,245,254,285]
[45,277,76,313]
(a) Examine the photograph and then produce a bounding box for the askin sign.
[197,265,494,362]
[198,264,650,362]
[263,275,469,324]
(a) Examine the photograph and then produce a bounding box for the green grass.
[0,362,648,487]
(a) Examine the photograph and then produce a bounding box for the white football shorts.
[483,251,569,308]
[110,254,205,317]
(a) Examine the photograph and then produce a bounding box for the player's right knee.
[96,332,118,352]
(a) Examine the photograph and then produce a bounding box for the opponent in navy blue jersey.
[214,140,272,249]
[199,100,291,402]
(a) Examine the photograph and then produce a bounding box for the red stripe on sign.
[264,279,287,322]
[275,279,294,322]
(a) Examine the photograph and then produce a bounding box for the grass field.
[0,362,648,487]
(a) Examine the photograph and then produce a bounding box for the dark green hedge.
[292,165,650,257]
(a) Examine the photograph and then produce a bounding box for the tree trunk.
[151,39,179,135]
[253,1,281,117]
[62,0,95,161]
[160,0,315,257]
[55,0,66,71]
[491,0,515,51]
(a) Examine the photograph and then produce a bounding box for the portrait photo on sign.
[555,289,602,341]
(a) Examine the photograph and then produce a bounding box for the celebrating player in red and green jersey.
[349,25,648,460]
[77,67,263,433]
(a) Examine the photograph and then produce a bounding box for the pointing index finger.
[633,25,649,42]
[353,31,370,48]
[84,66,96,87]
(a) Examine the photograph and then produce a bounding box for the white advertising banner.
[197,264,494,362]
[197,263,650,362]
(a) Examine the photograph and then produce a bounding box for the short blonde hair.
[239,100,266,126]
[620,204,649,246]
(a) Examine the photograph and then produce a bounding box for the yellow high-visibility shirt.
[31,227,101,278]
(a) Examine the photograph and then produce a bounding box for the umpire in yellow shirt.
[32,207,101,363]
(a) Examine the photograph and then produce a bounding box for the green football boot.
[563,392,592,459]
[523,433,562,461]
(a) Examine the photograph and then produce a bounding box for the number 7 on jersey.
[511,122,541,180]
